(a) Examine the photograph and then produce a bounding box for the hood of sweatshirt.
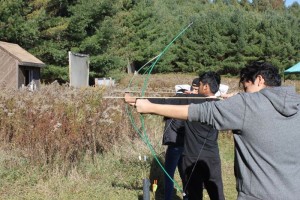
[260,86,300,117]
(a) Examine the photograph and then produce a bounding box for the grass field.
[0,74,298,199]
[0,133,236,200]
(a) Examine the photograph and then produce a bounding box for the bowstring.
[126,22,194,194]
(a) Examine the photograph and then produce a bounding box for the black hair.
[192,78,200,86]
[239,61,281,87]
[190,78,200,91]
[199,71,221,94]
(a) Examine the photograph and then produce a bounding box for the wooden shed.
[0,41,45,89]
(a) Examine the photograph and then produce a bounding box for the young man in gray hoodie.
[126,61,300,200]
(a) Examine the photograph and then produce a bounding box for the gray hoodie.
[188,86,300,200]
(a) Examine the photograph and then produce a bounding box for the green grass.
[218,133,237,200]
[0,131,236,200]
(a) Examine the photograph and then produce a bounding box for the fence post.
[143,178,150,200]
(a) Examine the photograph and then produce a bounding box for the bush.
[0,84,134,170]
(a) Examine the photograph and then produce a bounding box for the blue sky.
[285,0,300,6]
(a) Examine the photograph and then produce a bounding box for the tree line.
[0,0,299,83]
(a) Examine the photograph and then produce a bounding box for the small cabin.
[0,41,45,89]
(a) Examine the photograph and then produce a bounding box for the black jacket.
[149,94,185,146]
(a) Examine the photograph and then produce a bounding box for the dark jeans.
[164,145,185,200]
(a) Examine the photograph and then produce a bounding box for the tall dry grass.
[118,73,241,94]
[0,82,137,171]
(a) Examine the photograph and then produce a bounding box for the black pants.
[182,156,225,200]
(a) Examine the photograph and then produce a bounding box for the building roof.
[0,41,45,67]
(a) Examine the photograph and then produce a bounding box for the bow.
[126,22,193,194]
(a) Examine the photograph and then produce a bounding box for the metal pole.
[143,178,150,200]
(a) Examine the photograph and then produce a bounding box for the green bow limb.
[126,22,193,194]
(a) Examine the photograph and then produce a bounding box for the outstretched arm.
[133,99,189,120]
[125,93,188,119]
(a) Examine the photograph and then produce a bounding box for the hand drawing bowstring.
[125,22,193,194]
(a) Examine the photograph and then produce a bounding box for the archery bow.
[126,22,194,194]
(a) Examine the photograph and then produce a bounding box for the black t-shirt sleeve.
[148,94,218,105]
[148,98,167,104]
[148,94,183,105]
